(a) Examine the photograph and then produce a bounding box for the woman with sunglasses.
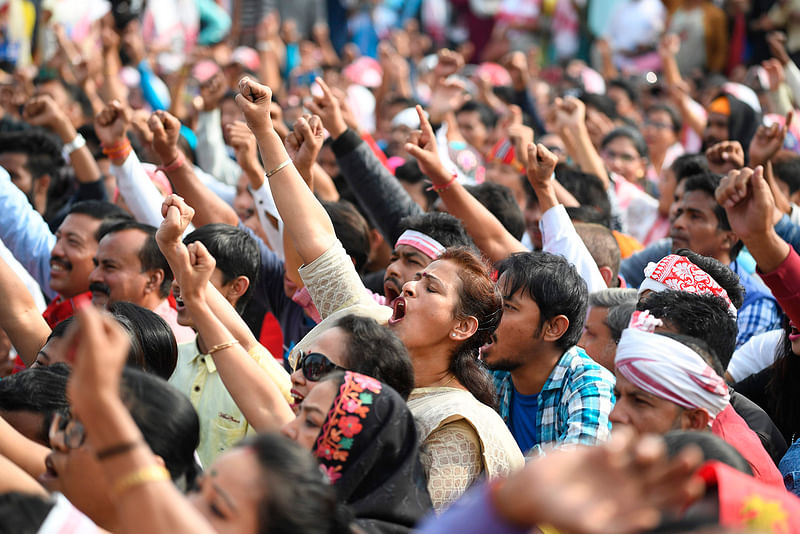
[236,78,523,510]
[282,370,432,533]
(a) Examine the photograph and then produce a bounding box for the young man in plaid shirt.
[483,251,616,456]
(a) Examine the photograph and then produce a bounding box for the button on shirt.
[169,338,292,468]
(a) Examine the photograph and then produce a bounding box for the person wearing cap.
[611,311,784,487]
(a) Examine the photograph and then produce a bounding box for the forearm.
[79,399,216,534]
[334,131,423,243]
[310,162,339,201]
[54,121,102,185]
[0,416,49,480]
[437,182,527,262]
[567,126,610,189]
[184,296,294,431]
[196,110,242,186]
[254,128,335,264]
[138,60,169,111]
[102,50,126,103]
[166,161,240,227]
[112,151,168,226]
[743,229,791,274]
[0,261,50,364]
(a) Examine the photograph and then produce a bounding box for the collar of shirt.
[189,340,218,374]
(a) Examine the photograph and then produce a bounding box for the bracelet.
[102,139,132,162]
[96,441,142,461]
[426,172,458,193]
[157,150,186,174]
[207,339,240,355]
[112,465,170,497]
[265,159,292,178]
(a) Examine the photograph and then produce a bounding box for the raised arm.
[95,101,165,226]
[0,254,50,367]
[552,97,610,190]
[308,78,422,244]
[404,106,526,262]
[156,196,293,431]
[67,302,217,534]
[148,110,239,227]
[526,143,608,293]
[22,95,102,187]
[236,78,336,264]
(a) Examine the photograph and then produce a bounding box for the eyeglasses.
[49,411,86,450]
[602,150,638,164]
[295,351,344,382]
[644,120,673,131]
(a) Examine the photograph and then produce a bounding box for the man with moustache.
[0,165,131,326]
[669,173,780,346]
[88,220,194,343]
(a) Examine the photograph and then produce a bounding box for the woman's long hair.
[438,248,502,409]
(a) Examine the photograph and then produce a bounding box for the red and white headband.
[615,311,730,423]
[639,255,737,317]
[395,230,445,260]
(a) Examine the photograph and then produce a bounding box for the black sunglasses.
[295,351,345,382]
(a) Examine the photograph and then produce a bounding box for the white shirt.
[726,329,783,382]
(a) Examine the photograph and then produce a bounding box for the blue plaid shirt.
[730,261,783,348]
[492,346,615,457]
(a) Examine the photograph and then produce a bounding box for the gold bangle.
[112,465,170,497]
[207,339,240,355]
[265,159,292,178]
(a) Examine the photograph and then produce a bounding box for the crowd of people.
[4,0,800,532]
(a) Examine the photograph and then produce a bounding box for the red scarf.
[42,291,92,328]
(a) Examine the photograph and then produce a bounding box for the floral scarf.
[314,371,432,533]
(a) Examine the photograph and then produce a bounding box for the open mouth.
[290,389,305,408]
[175,296,185,311]
[388,297,406,325]
[790,324,800,342]
[383,281,401,305]
[50,259,70,275]
[479,334,497,359]
[39,454,59,486]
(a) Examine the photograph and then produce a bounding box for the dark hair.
[183,224,261,312]
[574,223,621,281]
[245,433,345,534]
[109,302,179,379]
[47,316,75,340]
[579,92,618,121]
[766,317,800,445]
[606,301,636,343]
[656,331,725,377]
[333,315,415,400]
[455,100,497,129]
[120,367,200,490]
[395,159,438,210]
[663,430,752,475]
[681,174,743,259]
[0,492,55,534]
[397,211,474,250]
[465,182,526,240]
[0,129,64,180]
[609,78,639,105]
[552,163,612,227]
[673,249,744,309]
[646,104,682,134]
[321,200,371,273]
[67,200,133,223]
[0,364,70,443]
[601,126,649,159]
[496,251,589,350]
[772,154,800,195]
[669,153,710,181]
[97,220,174,298]
[638,291,736,367]
[439,248,503,408]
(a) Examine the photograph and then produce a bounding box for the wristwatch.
[62,133,86,161]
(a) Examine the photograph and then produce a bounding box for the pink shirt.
[154,299,196,344]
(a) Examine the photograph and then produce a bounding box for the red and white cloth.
[615,311,731,423]
[395,230,446,260]
[639,254,737,317]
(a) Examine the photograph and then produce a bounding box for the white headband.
[395,230,446,259]
[615,314,730,423]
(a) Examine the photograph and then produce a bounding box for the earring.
[450,333,456,338]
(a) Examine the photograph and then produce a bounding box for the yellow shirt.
[169,338,291,468]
